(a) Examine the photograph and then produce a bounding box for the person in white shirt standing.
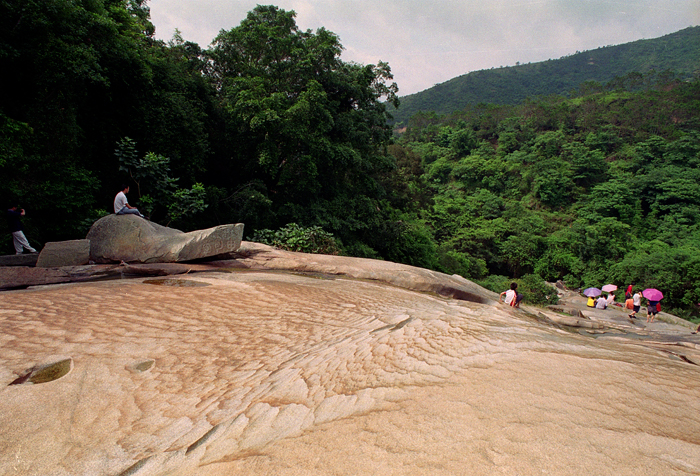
[114,184,145,218]
[629,291,642,319]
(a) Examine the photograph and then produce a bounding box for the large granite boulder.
[86,215,243,264]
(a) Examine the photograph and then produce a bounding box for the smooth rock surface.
[86,215,243,264]
[1,253,699,476]
[217,241,497,305]
[36,239,90,268]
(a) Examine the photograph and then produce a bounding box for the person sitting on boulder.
[114,185,145,218]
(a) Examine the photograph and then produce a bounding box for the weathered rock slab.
[86,215,243,264]
[0,266,74,289]
[0,264,119,289]
[0,263,216,289]
[211,241,498,305]
[36,239,90,268]
[0,253,38,267]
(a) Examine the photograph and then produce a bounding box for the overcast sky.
[148,0,700,96]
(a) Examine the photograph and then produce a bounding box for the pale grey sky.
[148,0,700,96]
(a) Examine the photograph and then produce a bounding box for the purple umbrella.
[583,287,602,297]
[642,288,663,301]
[601,284,618,293]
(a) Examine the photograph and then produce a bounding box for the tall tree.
[206,5,399,240]
[0,0,216,244]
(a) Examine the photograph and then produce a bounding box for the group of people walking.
[586,284,660,323]
[624,284,661,323]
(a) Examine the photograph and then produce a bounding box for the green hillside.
[392,26,700,125]
[390,78,700,319]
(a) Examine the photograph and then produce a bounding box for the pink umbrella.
[601,284,617,293]
[642,288,663,301]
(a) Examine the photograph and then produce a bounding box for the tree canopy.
[393,79,700,318]
[206,5,399,241]
[1,3,404,256]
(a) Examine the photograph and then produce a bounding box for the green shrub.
[477,275,513,295]
[250,223,341,255]
[477,273,559,306]
[437,249,488,279]
[520,273,560,306]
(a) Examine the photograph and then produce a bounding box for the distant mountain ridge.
[391,26,700,125]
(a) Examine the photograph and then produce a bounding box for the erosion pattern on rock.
[0,255,699,476]
[86,215,243,263]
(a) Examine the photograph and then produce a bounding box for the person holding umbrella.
[602,284,617,307]
[647,300,659,322]
[643,288,663,323]
[606,292,615,307]
[583,287,601,307]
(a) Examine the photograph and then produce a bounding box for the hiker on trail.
[629,291,642,319]
[647,299,659,323]
[6,204,37,254]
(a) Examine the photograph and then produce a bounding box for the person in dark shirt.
[646,300,659,323]
[6,205,37,254]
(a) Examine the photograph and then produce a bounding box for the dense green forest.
[394,80,700,319]
[2,1,699,320]
[0,1,401,257]
[392,26,700,125]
